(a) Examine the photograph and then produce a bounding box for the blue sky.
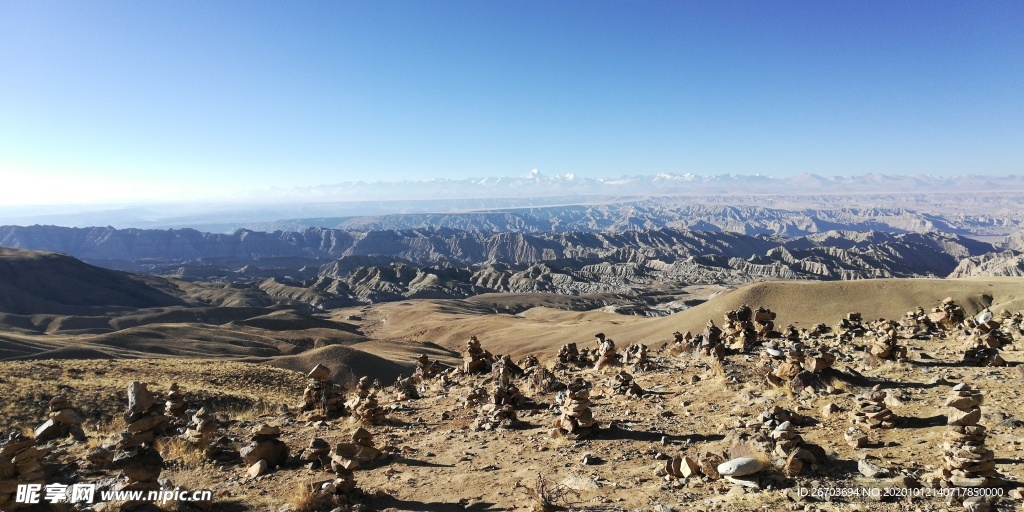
[1,1,1022,204]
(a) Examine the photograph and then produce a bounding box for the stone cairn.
[473,357,523,430]
[671,331,696,353]
[928,297,968,330]
[593,333,619,370]
[556,378,598,438]
[835,312,867,340]
[765,338,835,392]
[866,319,908,362]
[182,407,218,443]
[414,354,443,379]
[301,364,346,420]
[765,417,825,477]
[464,335,493,374]
[346,376,386,425]
[555,342,587,368]
[698,321,725,360]
[394,374,420,401]
[931,384,1005,493]
[164,382,187,419]
[241,424,289,478]
[723,305,759,353]
[299,438,331,470]
[34,395,86,442]
[112,382,169,510]
[608,371,643,397]
[850,385,897,429]
[0,431,61,510]
[753,306,778,336]
[623,343,653,371]
[320,428,386,499]
[464,386,488,408]
[962,310,1011,367]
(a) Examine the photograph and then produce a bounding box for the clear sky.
[1,1,1022,205]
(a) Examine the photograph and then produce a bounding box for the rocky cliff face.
[0,224,1001,311]
[948,251,1024,278]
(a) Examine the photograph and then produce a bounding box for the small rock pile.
[463,335,493,374]
[835,312,867,339]
[753,306,777,336]
[593,333,619,370]
[414,354,443,379]
[608,371,643,397]
[111,382,169,510]
[0,431,61,510]
[299,438,331,470]
[555,342,585,368]
[492,357,525,407]
[962,310,1011,367]
[723,305,759,352]
[121,382,171,449]
[182,407,219,443]
[850,385,897,429]
[767,420,825,476]
[928,297,967,330]
[241,424,289,478]
[301,364,346,419]
[866,320,908,362]
[33,395,86,442]
[698,321,725,360]
[473,360,523,430]
[164,382,187,419]
[346,376,386,424]
[394,374,420,401]
[557,378,598,438]
[349,427,384,464]
[931,384,1005,491]
[464,386,487,408]
[623,343,653,371]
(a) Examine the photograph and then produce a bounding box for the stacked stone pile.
[555,342,584,368]
[753,306,777,336]
[120,382,171,449]
[394,375,420,401]
[164,382,186,419]
[301,364,346,419]
[110,383,169,510]
[723,305,758,353]
[241,424,289,478]
[698,321,725,360]
[928,297,967,330]
[623,343,653,370]
[463,336,493,374]
[0,431,62,510]
[346,377,386,424]
[866,320,908,361]
[933,384,1005,491]
[492,357,525,407]
[414,354,443,379]
[608,371,643,397]
[299,438,331,470]
[962,310,1012,367]
[33,395,86,442]
[557,378,598,438]
[182,407,218,443]
[850,385,897,429]
[835,312,867,339]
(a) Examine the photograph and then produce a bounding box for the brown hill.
[0,247,185,315]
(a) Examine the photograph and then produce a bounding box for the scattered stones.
[393,374,421,401]
[857,456,890,479]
